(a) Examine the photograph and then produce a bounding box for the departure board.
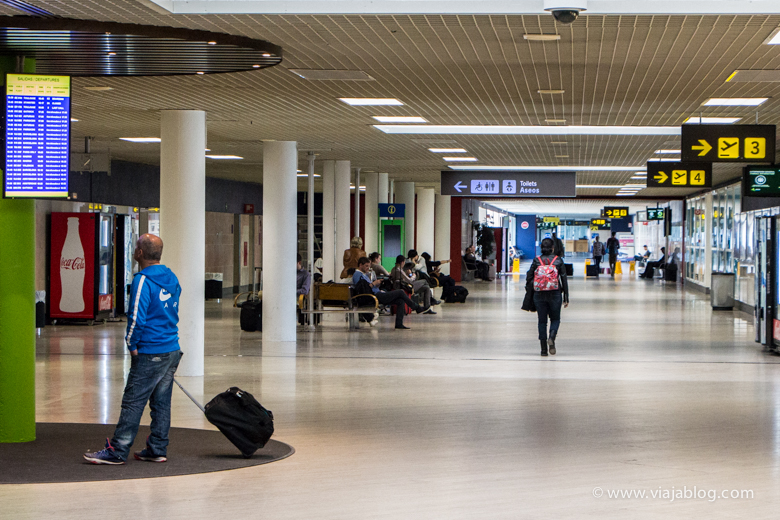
[4,74,70,198]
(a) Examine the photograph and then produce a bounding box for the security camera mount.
[543,0,588,25]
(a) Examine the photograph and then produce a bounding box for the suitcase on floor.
[444,286,469,303]
[175,382,274,458]
[586,265,599,277]
[664,265,678,282]
[240,299,262,332]
[564,263,573,276]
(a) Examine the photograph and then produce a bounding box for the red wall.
[450,197,462,282]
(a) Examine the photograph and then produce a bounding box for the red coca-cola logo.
[61,257,86,270]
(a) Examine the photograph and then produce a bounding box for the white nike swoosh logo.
[159,289,172,302]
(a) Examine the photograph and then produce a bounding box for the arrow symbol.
[454,181,465,193]
[691,139,712,157]
[654,171,668,183]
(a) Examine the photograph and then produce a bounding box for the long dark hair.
[541,237,554,255]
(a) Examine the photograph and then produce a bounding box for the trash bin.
[711,273,734,310]
[205,273,224,300]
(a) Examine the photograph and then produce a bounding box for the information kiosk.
[378,203,405,272]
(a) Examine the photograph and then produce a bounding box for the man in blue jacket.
[84,234,183,464]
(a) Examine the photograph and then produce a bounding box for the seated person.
[390,259,436,314]
[341,236,367,281]
[463,246,491,280]
[634,245,651,264]
[420,252,456,290]
[640,247,666,278]
[352,257,429,330]
[296,254,312,325]
[369,252,389,278]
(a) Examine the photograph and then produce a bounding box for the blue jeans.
[534,291,562,341]
[111,350,183,460]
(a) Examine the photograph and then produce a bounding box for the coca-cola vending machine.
[50,212,113,323]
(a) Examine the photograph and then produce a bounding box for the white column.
[364,172,378,254]
[353,168,361,239]
[395,181,415,254]
[416,188,435,256]
[160,110,206,377]
[435,194,452,275]
[389,179,395,203]
[335,160,351,276]
[262,141,298,341]
[377,173,389,204]
[321,160,335,283]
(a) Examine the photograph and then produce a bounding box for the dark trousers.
[477,261,491,280]
[593,255,602,270]
[641,261,662,278]
[377,289,420,327]
[111,350,183,460]
[608,254,617,274]
[534,291,562,341]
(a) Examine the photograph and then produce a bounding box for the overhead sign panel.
[3,73,71,198]
[647,208,666,221]
[603,206,629,219]
[379,203,405,218]
[440,170,576,197]
[681,124,775,163]
[590,218,610,230]
[646,162,712,188]
[743,166,780,197]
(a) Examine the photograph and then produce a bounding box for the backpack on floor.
[445,286,469,303]
[533,256,560,292]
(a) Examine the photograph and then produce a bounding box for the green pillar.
[0,56,37,443]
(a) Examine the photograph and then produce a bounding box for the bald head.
[136,234,163,262]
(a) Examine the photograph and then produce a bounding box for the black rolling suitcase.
[175,381,274,458]
[586,264,599,277]
[564,263,574,276]
[240,298,262,332]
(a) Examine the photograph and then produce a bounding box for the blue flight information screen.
[4,73,71,198]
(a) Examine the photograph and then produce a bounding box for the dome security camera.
[543,0,588,25]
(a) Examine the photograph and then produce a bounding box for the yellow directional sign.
[603,206,629,219]
[682,124,775,162]
[543,217,560,225]
[647,162,712,188]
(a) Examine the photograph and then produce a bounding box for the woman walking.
[524,238,569,356]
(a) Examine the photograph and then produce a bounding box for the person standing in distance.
[606,231,620,277]
[84,234,183,464]
[525,237,569,356]
[592,235,605,272]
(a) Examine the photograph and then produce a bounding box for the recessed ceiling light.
[119,137,161,143]
[683,116,742,124]
[429,148,468,153]
[550,141,568,144]
[703,98,768,106]
[84,86,113,91]
[443,157,478,162]
[262,53,272,57]
[207,41,217,45]
[764,27,780,45]
[107,52,116,56]
[372,116,427,123]
[340,98,404,106]
[374,126,680,136]
[70,118,78,122]
[545,119,567,123]
[555,155,569,158]
[451,166,646,171]
[206,155,243,160]
[538,89,565,94]
[252,64,261,68]
[523,34,561,41]
[654,149,681,154]
[196,71,205,75]
[205,148,211,151]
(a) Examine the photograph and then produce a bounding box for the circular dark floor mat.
[0,423,294,484]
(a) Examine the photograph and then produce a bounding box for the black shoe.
[431,299,442,306]
[416,306,431,314]
[395,324,411,330]
[540,339,548,357]
[423,309,437,315]
[548,338,556,355]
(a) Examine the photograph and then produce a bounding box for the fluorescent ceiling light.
[577,185,631,189]
[374,125,680,136]
[703,98,768,106]
[683,117,742,124]
[631,176,647,180]
[545,119,567,123]
[551,141,568,144]
[372,116,427,123]
[648,158,679,162]
[538,89,565,94]
[443,157,478,162]
[340,98,403,106]
[429,148,468,153]
[206,155,243,160]
[120,137,161,143]
[524,34,561,41]
[350,185,367,190]
[555,155,569,158]
[764,28,780,45]
[616,193,638,196]
[297,173,322,177]
[70,118,78,122]
[654,149,681,154]
[451,165,646,172]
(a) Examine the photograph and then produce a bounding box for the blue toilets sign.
[440,170,576,197]
[379,203,405,218]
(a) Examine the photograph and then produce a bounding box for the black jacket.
[525,254,570,303]
[553,238,565,258]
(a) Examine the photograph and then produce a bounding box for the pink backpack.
[533,256,560,292]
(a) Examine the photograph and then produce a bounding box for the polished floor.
[3,271,779,519]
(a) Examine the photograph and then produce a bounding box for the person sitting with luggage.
[463,246,492,281]
[352,257,430,329]
[634,245,652,265]
[640,247,666,278]
[369,252,389,278]
[420,252,455,289]
[390,258,437,314]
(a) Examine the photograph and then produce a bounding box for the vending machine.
[50,212,114,323]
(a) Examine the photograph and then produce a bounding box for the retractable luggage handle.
[173,377,206,413]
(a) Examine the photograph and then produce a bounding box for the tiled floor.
[3,273,779,519]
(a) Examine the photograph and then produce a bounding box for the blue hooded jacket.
[125,264,181,354]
